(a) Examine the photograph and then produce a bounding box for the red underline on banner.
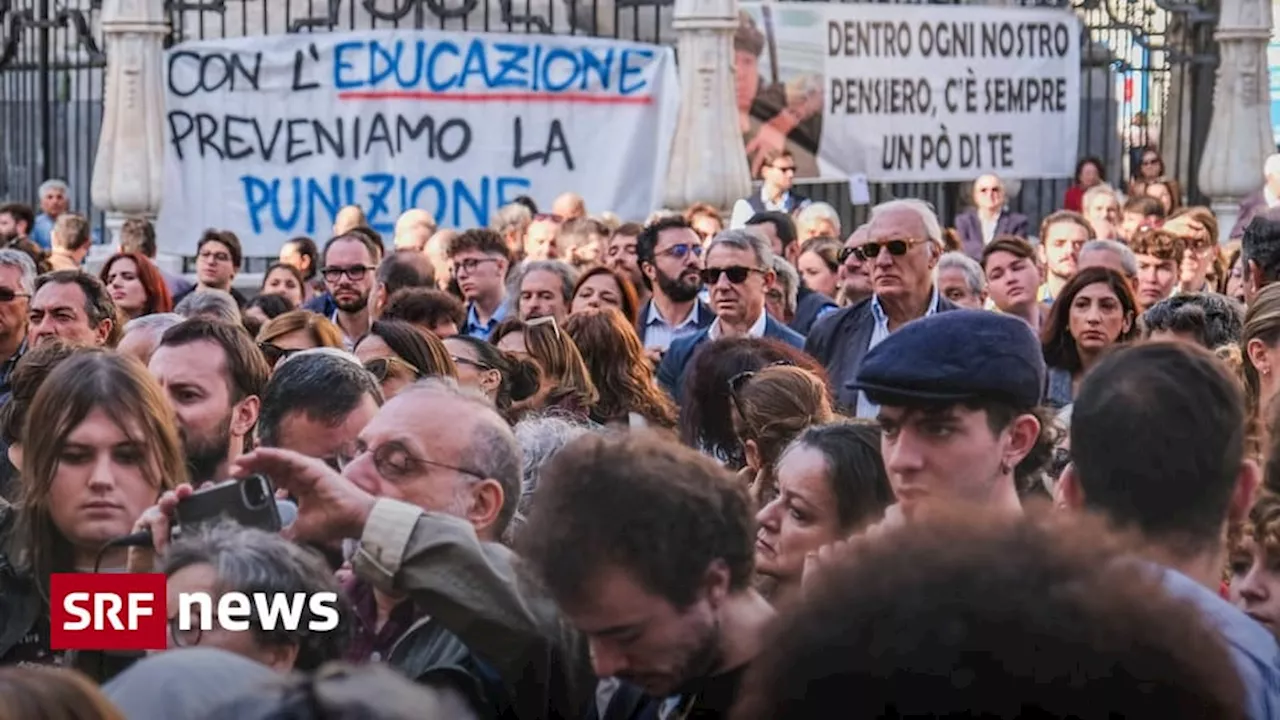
[336,90,654,105]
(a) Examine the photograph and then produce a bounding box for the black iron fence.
[0,0,1218,247]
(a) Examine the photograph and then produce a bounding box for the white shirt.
[980,215,998,245]
[730,187,796,229]
[1266,186,1280,209]
[707,308,768,341]
[855,288,942,419]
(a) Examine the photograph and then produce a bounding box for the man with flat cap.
[852,310,1049,520]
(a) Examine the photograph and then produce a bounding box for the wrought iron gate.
[0,0,1221,238]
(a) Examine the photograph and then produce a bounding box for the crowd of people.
[0,143,1278,718]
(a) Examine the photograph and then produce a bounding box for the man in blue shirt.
[1059,341,1280,719]
[30,179,70,251]
[447,228,511,341]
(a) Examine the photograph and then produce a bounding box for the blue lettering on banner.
[241,173,533,235]
[331,38,655,97]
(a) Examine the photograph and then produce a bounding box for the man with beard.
[0,204,34,246]
[149,318,270,486]
[635,217,712,363]
[321,232,380,349]
[522,430,774,720]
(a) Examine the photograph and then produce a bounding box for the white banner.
[738,3,1080,182]
[156,30,680,256]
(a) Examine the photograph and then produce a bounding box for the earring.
[999,460,1011,475]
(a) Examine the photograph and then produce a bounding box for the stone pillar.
[89,0,169,250]
[1197,0,1274,244]
[662,0,752,212]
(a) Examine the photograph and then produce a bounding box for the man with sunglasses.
[953,174,1029,260]
[729,149,810,229]
[657,229,804,401]
[837,224,873,306]
[806,199,960,415]
[319,232,380,350]
[635,217,713,358]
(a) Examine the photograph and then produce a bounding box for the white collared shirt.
[855,288,942,419]
[707,308,768,342]
[729,187,795,229]
[1266,186,1280,209]
[980,215,998,245]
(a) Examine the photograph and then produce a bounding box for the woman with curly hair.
[563,308,676,429]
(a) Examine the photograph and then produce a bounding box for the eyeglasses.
[526,314,561,340]
[853,238,927,262]
[838,246,860,264]
[259,342,303,366]
[452,257,499,276]
[976,187,1002,195]
[198,250,232,264]
[321,265,374,282]
[0,288,30,303]
[701,266,765,285]
[364,356,422,382]
[452,355,492,371]
[657,243,702,260]
[333,439,488,483]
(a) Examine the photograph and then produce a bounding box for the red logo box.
[49,573,168,651]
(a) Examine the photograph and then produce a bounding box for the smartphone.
[172,474,281,536]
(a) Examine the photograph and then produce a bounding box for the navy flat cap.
[851,310,1046,408]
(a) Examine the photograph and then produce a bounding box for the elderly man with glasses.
[806,199,962,415]
[954,174,1030,261]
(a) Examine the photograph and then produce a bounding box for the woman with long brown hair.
[0,351,186,678]
[491,316,598,422]
[563,308,676,429]
[354,320,457,399]
[729,364,837,505]
[1242,284,1280,459]
[100,252,173,320]
[1041,266,1140,409]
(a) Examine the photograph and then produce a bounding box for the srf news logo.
[50,573,340,651]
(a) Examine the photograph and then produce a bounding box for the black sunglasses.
[0,288,30,303]
[259,342,302,366]
[701,266,763,285]
[853,238,925,262]
[838,246,858,264]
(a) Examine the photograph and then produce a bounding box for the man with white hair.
[117,312,183,366]
[31,178,69,251]
[953,174,1029,260]
[806,199,961,414]
[1230,153,1280,240]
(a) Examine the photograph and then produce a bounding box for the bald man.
[333,205,367,235]
[953,174,1028,260]
[394,210,438,252]
[424,229,457,291]
[551,193,586,221]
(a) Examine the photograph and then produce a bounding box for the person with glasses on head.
[212,378,552,718]
[657,228,804,403]
[319,232,381,350]
[953,174,1029,261]
[256,310,343,369]
[491,316,598,422]
[634,217,714,359]
[806,199,961,415]
[354,320,457,400]
[729,149,810,229]
[176,230,247,307]
[447,229,512,341]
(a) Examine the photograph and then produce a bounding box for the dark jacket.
[789,286,838,336]
[805,294,962,411]
[656,316,806,403]
[954,209,1030,261]
[304,292,338,317]
[390,616,515,719]
[743,188,810,216]
[634,299,714,349]
[1231,188,1269,240]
